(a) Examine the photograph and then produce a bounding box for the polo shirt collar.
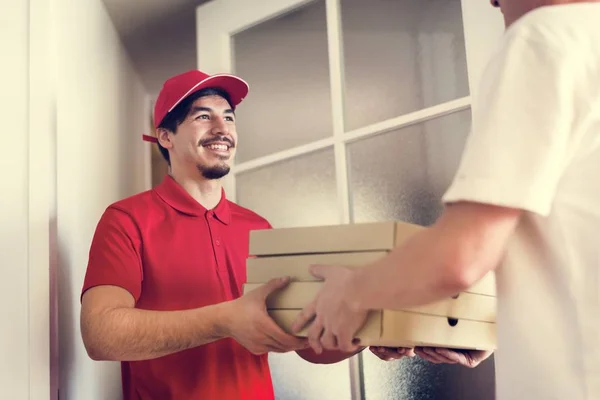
[154,175,231,224]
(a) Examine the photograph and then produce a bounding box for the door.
[195,0,503,399]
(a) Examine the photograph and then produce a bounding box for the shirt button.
[215,239,221,246]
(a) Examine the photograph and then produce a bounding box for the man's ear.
[156,128,173,149]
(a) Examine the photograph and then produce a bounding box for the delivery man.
[80,69,358,400]
[293,1,600,399]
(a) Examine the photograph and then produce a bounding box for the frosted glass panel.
[361,351,495,400]
[341,0,469,131]
[348,109,472,226]
[236,148,339,229]
[268,353,353,400]
[232,0,333,162]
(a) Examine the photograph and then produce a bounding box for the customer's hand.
[369,346,415,361]
[226,277,309,355]
[414,347,493,368]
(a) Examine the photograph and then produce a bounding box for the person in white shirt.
[291,0,600,398]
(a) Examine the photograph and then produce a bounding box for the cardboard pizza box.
[246,251,384,279]
[246,253,496,297]
[249,221,423,256]
[268,309,496,350]
[243,282,496,323]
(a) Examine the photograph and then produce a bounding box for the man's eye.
[196,114,209,120]
[225,116,235,122]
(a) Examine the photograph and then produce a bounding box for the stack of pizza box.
[243,221,496,350]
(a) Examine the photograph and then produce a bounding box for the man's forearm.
[82,302,232,361]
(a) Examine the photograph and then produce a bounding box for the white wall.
[1,0,149,398]
[1,0,56,397]
[55,0,149,398]
[0,2,38,399]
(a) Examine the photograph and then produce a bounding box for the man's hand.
[291,265,368,354]
[414,347,493,368]
[226,277,309,355]
[370,346,492,367]
[369,346,415,361]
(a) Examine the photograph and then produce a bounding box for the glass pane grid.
[235,147,340,229]
[339,0,469,131]
[231,0,333,163]
[348,108,472,226]
[232,102,471,176]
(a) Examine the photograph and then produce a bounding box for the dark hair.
[156,87,233,165]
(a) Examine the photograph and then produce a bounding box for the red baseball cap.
[142,70,249,143]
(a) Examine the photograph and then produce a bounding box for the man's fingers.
[434,348,466,364]
[291,301,317,333]
[423,347,451,363]
[380,348,402,360]
[259,277,291,299]
[416,347,457,364]
[369,346,383,357]
[262,315,309,350]
[265,344,288,353]
[428,348,459,364]
[269,330,308,351]
[415,347,442,364]
[402,347,416,357]
[307,317,324,354]
[266,333,307,352]
[369,347,408,360]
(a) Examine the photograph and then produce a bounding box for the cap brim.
[167,73,249,114]
[142,134,158,143]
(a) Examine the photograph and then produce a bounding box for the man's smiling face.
[164,94,238,180]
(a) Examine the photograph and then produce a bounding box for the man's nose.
[211,117,229,135]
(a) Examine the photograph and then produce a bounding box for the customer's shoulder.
[506,4,600,52]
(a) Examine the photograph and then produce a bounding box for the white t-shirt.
[442,4,600,400]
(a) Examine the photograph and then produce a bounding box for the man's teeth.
[206,144,228,151]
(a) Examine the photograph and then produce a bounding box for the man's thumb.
[261,276,291,297]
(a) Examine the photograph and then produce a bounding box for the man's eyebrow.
[190,106,212,114]
[189,106,235,115]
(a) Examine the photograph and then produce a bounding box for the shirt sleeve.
[81,206,144,302]
[442,32,576,216]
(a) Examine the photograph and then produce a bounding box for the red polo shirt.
[82,175,274,400]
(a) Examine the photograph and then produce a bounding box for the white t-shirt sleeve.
[443,32,576,216]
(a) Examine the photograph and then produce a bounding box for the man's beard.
[197,135,234,179]
[197,162,230,180]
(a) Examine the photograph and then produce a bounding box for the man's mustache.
[199,136,235,148]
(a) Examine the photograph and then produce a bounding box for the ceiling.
[102,0,210,97]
